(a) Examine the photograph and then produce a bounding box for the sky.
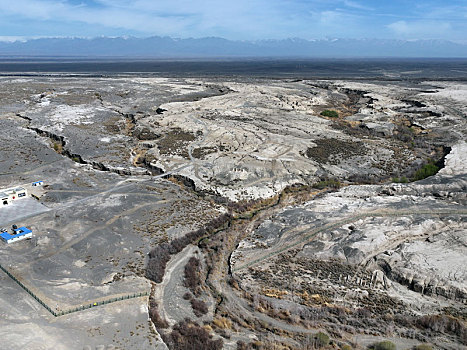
[0,0,466,42]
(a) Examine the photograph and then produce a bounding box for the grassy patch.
[392,176,408,183]
[320,109,339,118]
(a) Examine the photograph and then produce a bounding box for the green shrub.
[392,176,408,183]
[313,179,341,189]
[315,332,330,347]
[373,341,396,350]
[413,163,439,181]
[320,109,339,118]
[341,345,353,350]
[413,345,433,350]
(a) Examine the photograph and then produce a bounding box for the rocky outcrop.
[378,257,467,302]
[133,125,160,141]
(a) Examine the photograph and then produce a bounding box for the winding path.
[233,208,467,272]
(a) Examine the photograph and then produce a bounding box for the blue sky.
[0,0,466,42]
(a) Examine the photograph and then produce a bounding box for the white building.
[0,227,33,244]
[1,187,28,206]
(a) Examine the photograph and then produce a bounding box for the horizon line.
[1,35,466,45]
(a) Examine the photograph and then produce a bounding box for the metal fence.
[0,263,148,317]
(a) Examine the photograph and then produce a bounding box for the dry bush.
[190,298,208,317]
[237,340,250,350]
[212,317,232,330]
[228,277,240,290]
[148,299,169,329]
[237,339,292,350]
[145,213,231,283]
[162,319,223,350]
[184,257,201,296]
[145,243,171,283]
[416,314,467,344]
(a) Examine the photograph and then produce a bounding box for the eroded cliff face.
[230,139,466,346]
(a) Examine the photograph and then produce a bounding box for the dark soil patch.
[103,116,123,133]
[306,138,366,165]
[192,146,218,159]
[157,128,196,158]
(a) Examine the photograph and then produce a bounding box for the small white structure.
[32,181,44,187]
[1,187,28,206]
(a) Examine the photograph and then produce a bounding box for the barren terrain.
[0,75,465,350]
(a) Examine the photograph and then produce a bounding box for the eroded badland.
[0,76,465,350]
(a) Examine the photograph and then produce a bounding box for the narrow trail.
[35,200,169,261]
[233,208,467,272]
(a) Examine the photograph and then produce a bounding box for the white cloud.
[387,20,452,39]
[0,0,291,38]
[343,0,372,11]
[0,0,465,40]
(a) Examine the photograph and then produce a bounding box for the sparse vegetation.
[146,213,231,283]
[347,173,377,184]
[148,298,169,329]
[157,128,196,157]
[212,317,232,330]
[392,176,408,183]
[52,142,63,153]
[413,345,433,350]
[161,319,223,350]
[314,332,330,347]
[371,341,396,350]
[394,124,415,143]
[192,146,218,159]
[190,298,208,317]
[416,314,467,344]
[312,178,341,189]
[305,138,365,165]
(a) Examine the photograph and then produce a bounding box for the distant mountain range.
[1,36,467,58]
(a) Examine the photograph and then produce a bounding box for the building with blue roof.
[0,227,32,244]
